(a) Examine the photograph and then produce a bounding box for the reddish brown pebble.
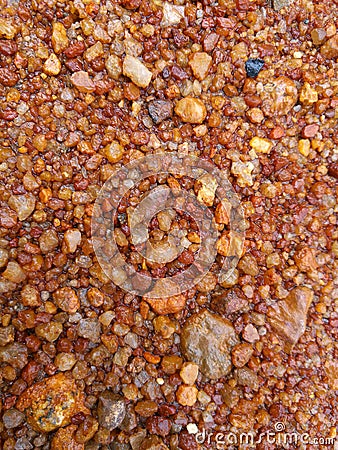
[328,163,338,179]
[301,124,319,138]
[269,126,285,139]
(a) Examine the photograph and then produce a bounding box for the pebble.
[238,254,259,276]
[51,425,84,450]
[123,55,152,88]
[246,107,264,123]
[8,194,35,221]
[71,71,95,93]
[78,318,101,343]
[161,355,183,374]
[98,392,126,430]
[0,325,14,346]
[3,261,26,283]
[175,97,207,124]
[135,400,158,417]
[153,316,176,339]
[52,22,69,54]
[328,162,338,179]
[231,161,254,187]
[144,293,187,315]
[294,246,318,272]
[146,416,171,437]
[195,173,218,206]
[148,100,173,124]
[54,352,77,371]
[180,362,199,385]
[176,385,198,407]
[75,416,99,444]
[105,54,122,80]
[0,247,8,268]
[0,17,19,39]
[215,201,230,224]
[39,229,59,253]
[161,2,185,27]
[324,360,338,390]
[0,67,19,87]
[84,41,103,62]
[250,136,273,154]
[235,367,259,390]
[242,324,259,343]
[231,343,254,368]
[63,229,81,253]
[0,343,28,369]
[301,124,319,138]
[245,58,264,78]
[180,310,238,380]
[262,76,298,116]
[35,322,63,342]
[53,286,80,313]
[189,52,212,80]
[298,139,311,157]
[0,18,18,39]
[269,125,285,139]
[140,436,169,450]
[43,53,61,76]
[3,408,25,429]
[268,286,314,348]
[320,34,338,59]
[104,140,124,163]
[16,373,89,432]
[311,28,326,45]
[300,82,318,105]
[271,0,290,10]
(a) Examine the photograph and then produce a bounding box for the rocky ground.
[0,0,337,449]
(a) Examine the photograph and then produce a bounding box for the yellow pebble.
[298,139,311,157]
[250,136,273,154]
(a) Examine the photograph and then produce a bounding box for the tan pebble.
[320,34,338,59]
[176,385,198,406]
[8,194,35,221]
[52,22,69,54]
[189,52,212,81]
[246,108,264,123]
[35,322,63,342]
[242,324,259,343]
[53,286,80,313]
[43,53,61,76]
[123,55,152,88]
[180,362,199,385]
[54,352,76,371]
[63,229,81,253]
[70,71,95,93]
[3,261,26,283]
[175,97,207,124]
[21,285,41,307]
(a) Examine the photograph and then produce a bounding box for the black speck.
[245,58,265,78]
